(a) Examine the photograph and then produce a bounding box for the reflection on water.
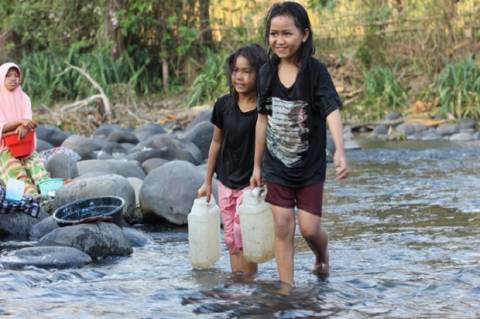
[1,139,479,318]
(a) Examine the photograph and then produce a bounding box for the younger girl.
[250,2,349,286]
[0,63,49,197]
[198,44,267,273]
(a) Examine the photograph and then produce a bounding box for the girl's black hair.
[264,1,314,65]
[226,44,267,100]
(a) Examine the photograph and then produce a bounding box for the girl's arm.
[250,113,268,187]
[326,110,349,180]
[197,126,222,202]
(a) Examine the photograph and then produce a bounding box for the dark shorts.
[265,181,325,216]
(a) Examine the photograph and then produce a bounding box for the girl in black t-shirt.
[198,44,267,273]
[250,2,349,287]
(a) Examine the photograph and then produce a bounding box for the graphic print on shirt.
[266,97,309,167]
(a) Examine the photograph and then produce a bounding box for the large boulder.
[54,174,136,222]
[36,139,54,152]
[0,246,92,269]
[142,158,168,173]
[180,121,214,160]
[36,125,70,146]
[29,216,59,240]
[45,153,79,179]
[130,134,202,164]
[37,222,132,259]
[77,159,145,179]
[126,149,168,163]
[107,130,139,144]
[122,227,154,247]
[101,142,128,156]
[0,211,48,240]
[62,135,102,160]
[93,123,125,138]
[140,160,204,225]
[134,124,166,141]
[185,109,213,130]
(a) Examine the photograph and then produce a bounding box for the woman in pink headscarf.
[0,62,49,197]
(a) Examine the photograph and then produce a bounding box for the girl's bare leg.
[271,205,296,285]
[298,210,329,277]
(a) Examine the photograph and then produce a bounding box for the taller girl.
[250,2,348,286]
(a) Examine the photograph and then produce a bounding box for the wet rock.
[449,132,474,141]
[120,143,136,152]
[0,246,92,269]
[437,123,459,136]
[54,174,136,222]
[62,135,102,160]
[107,130,139,144]
[126,177,143,223]
[186,109,213,130]
[126,149,167,163]
[372,125,388,136]
[77,159,145,179]
[397,123,427,136]
[142,158,168,173]
[140,160,204,225]
[0,210,49,240]
[38,222,132,259]
[45,153,79,179]
[180,121,214,160]
[36,139,54,151]
[421,130,441,140]
[134,124,166,141]
[131,134,202,164]
[101,142,128,155]
[30,216,59,240]
[122,227,154,247]
[94,124,125,139]
[36,125,70,147]
[384,111,402,121]
[458,118,476,130]
[474,132,480,140]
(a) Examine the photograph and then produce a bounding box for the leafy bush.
[347,66,407,121]
[188,50,229,107]
[432,55,480,119]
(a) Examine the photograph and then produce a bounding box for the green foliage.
[349,66,407,121]
[432,55,480,119]
[188,50,229,107]
[20,48,152,105]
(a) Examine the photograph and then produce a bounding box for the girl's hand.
[197,182,212,202]
[250,167,263,188]
[20,119,37,130]
[333,151,349,180]
[15,125,28,139]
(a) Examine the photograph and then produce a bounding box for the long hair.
[264,1,314,65]
[226,44,267,102]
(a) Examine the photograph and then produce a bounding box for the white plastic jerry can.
[188,196,221,269]
[238,187,275,263]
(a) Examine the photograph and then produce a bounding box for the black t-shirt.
[211,94,257,189]
[257,57,342,187]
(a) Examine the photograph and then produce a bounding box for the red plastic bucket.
[2,130,35,158]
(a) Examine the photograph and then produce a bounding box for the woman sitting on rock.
[0,62,49,197]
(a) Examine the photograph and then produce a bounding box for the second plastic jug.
[238,188,275,263]
[188,196,221,269]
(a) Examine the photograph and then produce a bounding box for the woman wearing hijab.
[0,62,49,197]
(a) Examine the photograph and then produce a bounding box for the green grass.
[432,55,480,119]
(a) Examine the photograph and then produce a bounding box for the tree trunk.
[162,57,169,92]
[105,0,125,59]
[199,0,213,47]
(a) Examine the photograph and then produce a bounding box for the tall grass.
[432,55,480,119]
[347,66,407,121]
[20,49,155,105]
[187,49,229,107]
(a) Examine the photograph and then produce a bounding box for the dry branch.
[59,64,112,120]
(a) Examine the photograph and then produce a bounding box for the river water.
[1,139,479,318]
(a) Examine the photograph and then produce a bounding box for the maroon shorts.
[265,181,324,216]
